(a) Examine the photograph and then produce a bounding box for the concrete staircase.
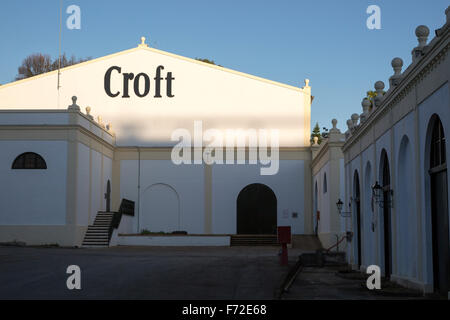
[82,212,115,247]
[230,234,278,246]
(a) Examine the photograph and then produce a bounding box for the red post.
[277,226,291,266]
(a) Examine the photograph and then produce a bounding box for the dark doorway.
[237,183,277,234]
[354,171,362,269]
[381,150,392,279]
[429,116,449,295]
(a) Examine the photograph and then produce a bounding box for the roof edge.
[0,45,306,93]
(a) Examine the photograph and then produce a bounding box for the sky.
[0,0,448,131]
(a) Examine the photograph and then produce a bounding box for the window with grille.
[12,152,47,169]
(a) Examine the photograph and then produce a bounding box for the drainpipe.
[137,146,141,233]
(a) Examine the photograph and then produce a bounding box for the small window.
[323,173,328,194]
[12,152,47,169]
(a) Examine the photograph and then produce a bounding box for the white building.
[0,37,314,247]
[339,9,449,296]
[1,5,448,298]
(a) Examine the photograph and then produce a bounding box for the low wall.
[117,235,231,246]
[0,225,87,247]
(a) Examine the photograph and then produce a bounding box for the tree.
[16,53,91,80]
[195,58,222,67]
[310,122,322,145]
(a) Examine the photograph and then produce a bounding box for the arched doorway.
[237,183,277,234]
[380,150,392,278]
[141,183,180,233]
[354,171,362,269]
[428,115,448,295]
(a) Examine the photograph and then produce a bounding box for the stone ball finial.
[139,36,149,47]
[313,136,319,145]
[351,113,360,127]
[68,96,80,111]
[391,57,403,69]
[362,98,371,111]
[304,79,310,87]
[332,119,337,129]
[415,25,430,38]
[375,81,385,91]
[347,119,353,130]
[85,106,94,120]
[415,25,430,47]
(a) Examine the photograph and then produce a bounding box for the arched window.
[323,173,327,194]
[12,152,47,169]
[430,118,446,169]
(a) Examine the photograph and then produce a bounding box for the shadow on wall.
[140,183,181,233]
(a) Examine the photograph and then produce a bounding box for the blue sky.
[0,0,448,131]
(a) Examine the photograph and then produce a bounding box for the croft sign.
[104,65,175,98]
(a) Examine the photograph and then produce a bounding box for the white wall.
[76,143,113,226]
[418,82,450,286]
[120,160,205,234]
[0,48,310,147]
[0,141,67,225]
[76,143,90,226]
[212,160,305,234]
[312,163,330,235]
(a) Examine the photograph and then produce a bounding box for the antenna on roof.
[57,0,63,108]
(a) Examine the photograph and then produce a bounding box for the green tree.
[16,53,91,80]
[195,58,222,67]
[310,122,322,145]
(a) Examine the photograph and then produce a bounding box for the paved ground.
[0,246,429,300]
[282,266,426,300]
[0,246,301,300]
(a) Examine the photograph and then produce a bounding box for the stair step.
[82,211,117,247]
[230,235,279,247]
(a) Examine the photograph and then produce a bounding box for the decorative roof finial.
[313,136,319,146]
[415,25,430,47]
[412,25,429,62]
[347,119,353,128]
[389,57,403,87]
[360,98,371,123]
[85,106,94,120]
[329,119,340,134]
[138,36,148,48]
[351,113,360,127]
[68,96,80,112]
[374,81,385,107]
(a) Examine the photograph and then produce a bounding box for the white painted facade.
[0,39,313,246]
[311,123,346,250]
[341,13,450,295]
[0,110,114,246]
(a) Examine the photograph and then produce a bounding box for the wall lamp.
[371,181,393,209]
[336,198,351,218]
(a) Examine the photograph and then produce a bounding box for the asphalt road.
[0,246,295,300]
